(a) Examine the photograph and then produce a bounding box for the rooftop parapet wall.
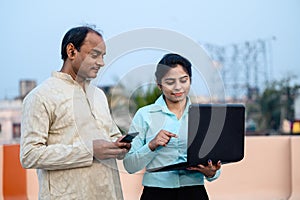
[1,136,300,200]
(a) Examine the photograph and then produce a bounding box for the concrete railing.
[1,136,300,200]
[205,136,300,200]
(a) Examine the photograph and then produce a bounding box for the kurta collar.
[51,71,91,86]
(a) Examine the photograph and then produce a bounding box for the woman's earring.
[158,84,162,91]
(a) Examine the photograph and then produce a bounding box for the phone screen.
[120,132,139,143]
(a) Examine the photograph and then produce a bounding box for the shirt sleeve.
[205,168,221,182]
[20,93,93,170]
[123,109,157,174]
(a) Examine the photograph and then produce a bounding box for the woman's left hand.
[187,160,221,178]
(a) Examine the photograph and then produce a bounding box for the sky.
[0,0,299,99]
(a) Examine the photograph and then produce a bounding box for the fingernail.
[208,159,212,163]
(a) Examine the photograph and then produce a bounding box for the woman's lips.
[173,92,184,97]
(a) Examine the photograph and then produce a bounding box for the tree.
[100,84,162,134]
[130,85,161,114]
[258,75,300,133]
[259,82,281,130]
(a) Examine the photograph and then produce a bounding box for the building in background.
[292,89,300,134]
[19,80,36,99]
[0,80,36,144]
[0,99,22,144]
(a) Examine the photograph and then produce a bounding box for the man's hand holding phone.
[114,132,139,158]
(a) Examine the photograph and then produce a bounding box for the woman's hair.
[60,26,102,60]
[155,53,192,84]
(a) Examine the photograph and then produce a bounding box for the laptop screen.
[187,104,245,166]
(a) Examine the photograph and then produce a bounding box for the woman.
[123,53,221,200]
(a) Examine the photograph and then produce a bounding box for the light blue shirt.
[123,95,220,188]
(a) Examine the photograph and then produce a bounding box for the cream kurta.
[20,72,123,200]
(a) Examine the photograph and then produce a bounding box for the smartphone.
[120,132,139,143]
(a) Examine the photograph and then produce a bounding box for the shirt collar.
[150,95,191,115]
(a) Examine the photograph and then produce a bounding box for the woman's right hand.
[148,130,177,151]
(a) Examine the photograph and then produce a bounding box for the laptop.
[147,104,245,172]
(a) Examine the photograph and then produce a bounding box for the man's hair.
[155,53,192,84]
[61,26,102,60]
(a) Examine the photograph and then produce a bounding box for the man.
[20,26,130,200]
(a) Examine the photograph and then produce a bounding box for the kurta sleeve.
[20,93,93,170]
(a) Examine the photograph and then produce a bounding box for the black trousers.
[140,185,209,200]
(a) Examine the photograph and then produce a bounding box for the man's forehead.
[85,32,104,42]
[83,33,106,50]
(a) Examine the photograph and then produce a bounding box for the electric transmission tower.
[202,38,275,100]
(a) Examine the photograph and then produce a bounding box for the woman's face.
[159,64,191,105]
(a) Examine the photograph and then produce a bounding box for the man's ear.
[66,43,76,59]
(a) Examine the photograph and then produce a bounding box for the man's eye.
[90,53,98,58]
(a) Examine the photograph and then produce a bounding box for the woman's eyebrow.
[164,75,189,81]
[180,75,189,79]
[164,78,175,81]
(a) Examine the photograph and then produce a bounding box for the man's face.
[73,32,106,80]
